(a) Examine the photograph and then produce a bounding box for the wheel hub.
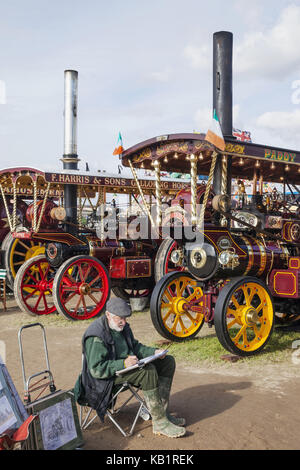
[244,307,259,326]
[25,246,45,261]
[172,297,187,315]
[79,283,91,295]
[39,281,47,291]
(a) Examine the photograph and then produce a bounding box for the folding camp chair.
[79,381,151,437]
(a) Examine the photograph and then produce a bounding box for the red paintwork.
[109,257,151,279]
[110,258,126,278]
[26,200,59,229]
[269,266,300,299]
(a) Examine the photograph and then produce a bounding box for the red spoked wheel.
[14,255,56,316]
[53,256,111,321]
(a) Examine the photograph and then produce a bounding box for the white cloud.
[235,4,300,79]
[256,108,300,143]
[184,5,300,81]
[150,68,171,82]
[194,107,212,132]
[233,0,263,27]
[183,44,211,70]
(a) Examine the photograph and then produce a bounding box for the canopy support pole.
[128,160,156,230]
[190,154,198,226]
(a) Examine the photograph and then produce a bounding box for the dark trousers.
[114,355,176,391]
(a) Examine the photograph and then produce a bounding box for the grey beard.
[107,317,124,332]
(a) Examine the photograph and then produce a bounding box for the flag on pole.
[113,132,124,155]
[233,128,252,142]
[205,110,226,151]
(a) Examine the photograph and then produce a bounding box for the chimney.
[212,32,233,197]
[61,70,80,232]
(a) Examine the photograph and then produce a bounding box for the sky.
[1,0,300,175]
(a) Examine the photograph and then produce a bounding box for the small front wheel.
[150,272,205,342]
[53,256,111,321]
[14,255,56,316]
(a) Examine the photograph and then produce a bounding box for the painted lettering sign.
[264,149,296,163]
[45,173,190,192]
[225,143,245,155]
[2,187,63,197]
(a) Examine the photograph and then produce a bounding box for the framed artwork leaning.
[25,389,83,450]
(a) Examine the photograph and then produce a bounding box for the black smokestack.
[213,31,233,137]
[212,31,233,198]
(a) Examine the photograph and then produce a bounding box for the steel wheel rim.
[20,258,55,315]
[225,282,274,353]
[159,275,204,338]
[58,258,109,320]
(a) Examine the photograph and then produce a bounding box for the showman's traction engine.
[120,31,300,357]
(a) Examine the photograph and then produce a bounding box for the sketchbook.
[115,350,168,376]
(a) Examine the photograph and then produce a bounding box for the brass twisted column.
[128,160,156,229]
[12,181,17,232]
[198,151,218,230]
[36,183,51,232]
[153,160,162,227]
[0,183,13,231]
[33,180,38,232]
[190,154,198,226]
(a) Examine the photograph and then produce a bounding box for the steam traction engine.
[0,166,193,319]
[0,70,193,320]
[121,133,300,357]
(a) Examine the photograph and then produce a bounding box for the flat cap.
[106,297,132,317]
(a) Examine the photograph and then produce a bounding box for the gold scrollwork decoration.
[225,143,245,155]
[133,148,152,163]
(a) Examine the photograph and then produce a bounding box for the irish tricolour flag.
[113,132,124,155]
[205,110,226,151]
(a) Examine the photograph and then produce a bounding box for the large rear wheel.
[53,256,111,321]
[150,272,205,342]
[2,233,45,289]
[214,277,275,357]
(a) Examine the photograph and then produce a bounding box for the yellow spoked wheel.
[150,272,205,342]
[3,233,45,289]
[214,277,275,357]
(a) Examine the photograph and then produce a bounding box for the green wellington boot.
[158,376,186,427]
[143,388,186,438]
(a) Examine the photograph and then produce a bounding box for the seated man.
[75,297,186,438]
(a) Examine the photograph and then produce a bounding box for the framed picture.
[26,389,83,450]
[0,361,28,436]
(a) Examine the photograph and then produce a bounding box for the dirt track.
[1,298,300,450]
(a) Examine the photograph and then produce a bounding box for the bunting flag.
[205,110,226,151]
[113,132,124,155]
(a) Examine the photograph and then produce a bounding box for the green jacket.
[85,324,156,380]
